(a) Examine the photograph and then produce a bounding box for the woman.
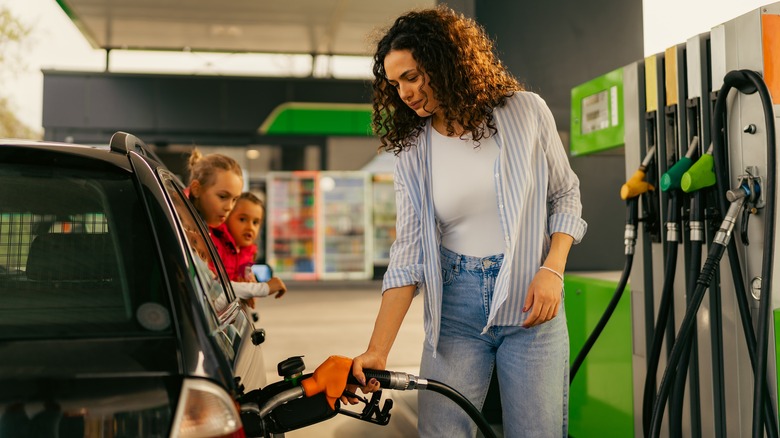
[347,6,587,437]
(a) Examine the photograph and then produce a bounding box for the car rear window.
[0,159,171,339]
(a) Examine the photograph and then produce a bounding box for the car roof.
[0,132,164,168]
[0,138,106,148]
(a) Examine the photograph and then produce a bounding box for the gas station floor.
[254,280,423,437]
[254,280,506,437]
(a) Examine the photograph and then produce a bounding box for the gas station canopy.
[56,0,435,56]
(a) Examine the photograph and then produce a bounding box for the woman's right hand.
[340,350,386,405]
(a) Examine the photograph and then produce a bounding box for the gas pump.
[571,4,780,437]
[621,59,661,438]
[657,41,705,438]
[674,32,720,438]
[707,7,780,436]
[648,4,780,437]
[636,50,685,437]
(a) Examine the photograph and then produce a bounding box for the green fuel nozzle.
[680,143,716,193]
[661,136,699,191]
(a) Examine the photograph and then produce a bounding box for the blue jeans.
[418,246,569,438]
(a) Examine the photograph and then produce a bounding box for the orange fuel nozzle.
[620,145,657,200]
[620,169,655,200]
[301,355,353,410]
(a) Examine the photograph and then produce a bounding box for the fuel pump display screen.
[581,90,609,134]
[570,67,623,156]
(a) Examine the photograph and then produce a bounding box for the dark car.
[0,133,269,438]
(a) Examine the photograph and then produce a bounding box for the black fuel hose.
[425,380,496,438]
[670,190,703,437]
[569,196,638,383]
[649,239,725,438]
[726,237,778,438]
[670,70,777,438]
[568,254,633,383]
[652,178,777,438]
[642,192,680,436]
[728,70,777,438]
[349,369,497,438]
[650,70,778,438]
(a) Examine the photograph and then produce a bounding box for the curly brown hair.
[372,5,522,154]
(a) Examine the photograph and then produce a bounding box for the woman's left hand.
[522,268,563,328]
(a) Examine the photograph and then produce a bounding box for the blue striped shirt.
[382,91,587,353]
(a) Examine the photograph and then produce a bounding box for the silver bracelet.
[539,265,564,282]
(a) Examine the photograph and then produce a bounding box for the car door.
[159,171,268,391]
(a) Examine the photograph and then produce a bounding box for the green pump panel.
[566,274,634,437]
[259,102,374,136]
[570,68,625,156]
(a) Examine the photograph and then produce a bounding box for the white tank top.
[430,128,505,257]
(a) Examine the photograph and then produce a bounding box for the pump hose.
[670,73,777,437]
[669,193,703,436]
[711,70,777,438]
[350,369,497,438]
[569,196,638,383]
[649,244,725,438]
[646,202,777,438]
[568,255,633,383]
[641,192,680,436]
[724,70,777,438]
[649,70,778,438]
[424,380,497,438]
[727,237,778,438]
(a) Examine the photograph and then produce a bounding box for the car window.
[0,161,171,339]
[157,173,250,362]
[160,175,230,307]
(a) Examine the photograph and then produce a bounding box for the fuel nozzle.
[661,136,699,191]
[713,181,759,247]
[681,143,716,193]
[300,356,394,426]
[301,355,353,409]
[621,146,657,200]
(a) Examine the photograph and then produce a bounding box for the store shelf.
[372,173,396,266]
[317,172,372,280]
[266,171,318,280]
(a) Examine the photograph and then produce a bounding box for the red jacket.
[209,223,244,281]
[184,186,255,281]
[236,243,258,279]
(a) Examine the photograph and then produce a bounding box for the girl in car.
[186,149,286,300]
[225,192,263,280]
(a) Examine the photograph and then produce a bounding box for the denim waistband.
[440,245,504,273]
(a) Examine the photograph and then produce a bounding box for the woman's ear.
[190,180,201,198]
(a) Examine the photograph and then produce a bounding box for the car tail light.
[171,379,245,438]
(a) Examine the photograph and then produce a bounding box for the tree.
[0,6,39,139]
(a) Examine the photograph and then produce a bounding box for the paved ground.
[253,280,424,437]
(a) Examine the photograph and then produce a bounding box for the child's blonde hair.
[187,148,243,188]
